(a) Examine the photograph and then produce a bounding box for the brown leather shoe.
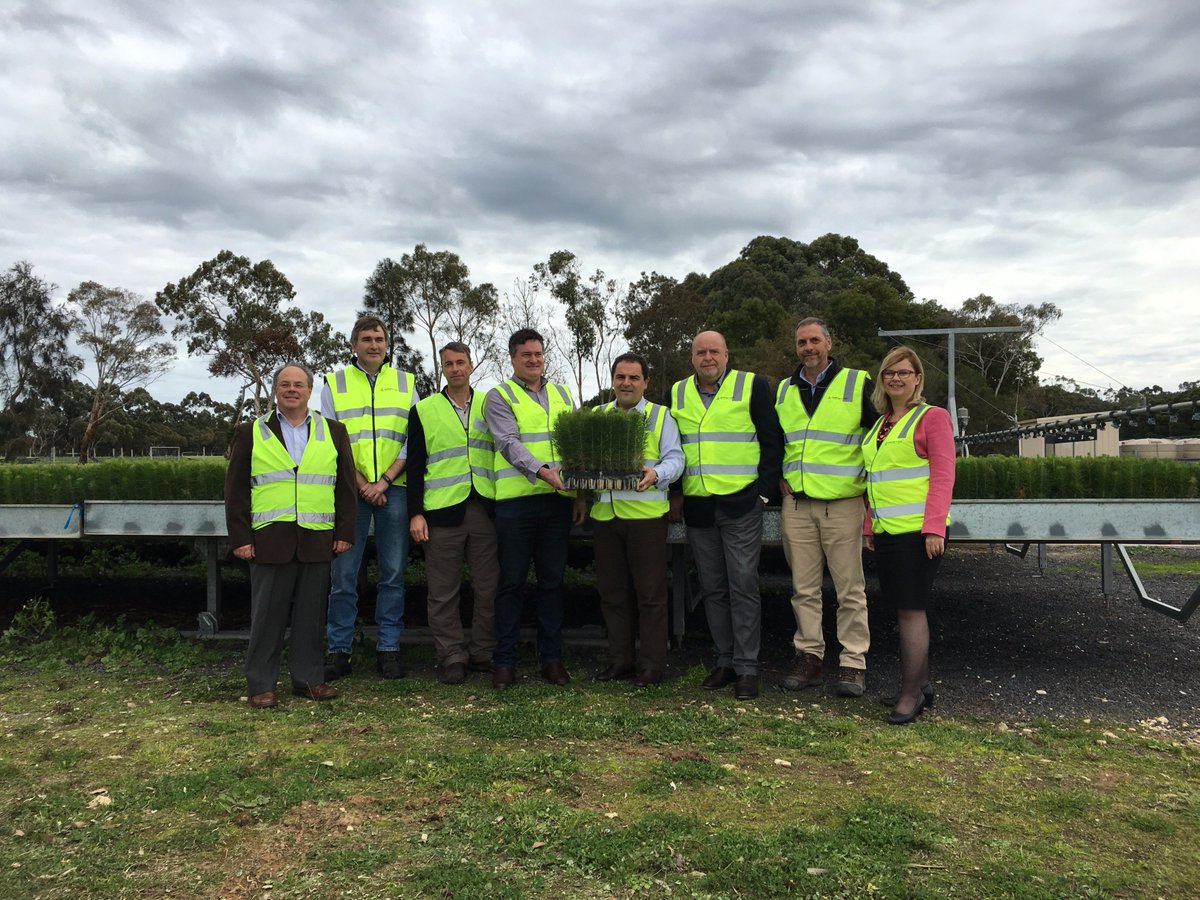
[780,652,824,691]
[440,661,467,685]
[834,667,866,697]
[541,659,571,685]
[492,665,516,689]
[292,683,339,701]
[248,691,277,709]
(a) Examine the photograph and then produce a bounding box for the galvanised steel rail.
[2,500,1198,635]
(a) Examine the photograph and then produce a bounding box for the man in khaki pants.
[775,318,877,696]
[407,342,498,684]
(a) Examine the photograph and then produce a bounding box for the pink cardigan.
[863,405,957,537]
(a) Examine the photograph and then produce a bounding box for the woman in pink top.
[862,346,955,725]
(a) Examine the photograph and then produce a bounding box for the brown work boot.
[834,667,866,697]
[780,652,823,691]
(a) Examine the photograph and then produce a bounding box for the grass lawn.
[0,607,1197,898]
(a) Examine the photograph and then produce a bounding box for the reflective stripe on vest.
[775,368,867,499]
[491,379,575,500]
[861,404,947,535]
[670,370,759,497]
[249,412,338,530]
[590,401,670,521]
[416,389,496,511]
[324,364,413,484]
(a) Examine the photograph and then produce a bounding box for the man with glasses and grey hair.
[225,363,357,709]
[775,318,877,697]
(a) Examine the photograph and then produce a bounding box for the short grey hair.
[795,317,830,338]
[273,362,314,389]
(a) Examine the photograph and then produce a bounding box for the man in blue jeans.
[483,328,578,689]
[320,315,419,680]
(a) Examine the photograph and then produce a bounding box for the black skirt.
[873,531,943,611]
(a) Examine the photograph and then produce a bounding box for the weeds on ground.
[0,596,221,671]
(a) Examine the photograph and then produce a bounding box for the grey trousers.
[424,499,498,666]
[245,560,330,695]
[687,504,764,675]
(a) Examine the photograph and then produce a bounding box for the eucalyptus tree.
[65,281,176,462]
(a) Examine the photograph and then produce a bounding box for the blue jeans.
[492,493,572,668]
[327,484,410,653]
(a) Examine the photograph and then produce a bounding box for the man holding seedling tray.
[484,328,578,688]
[575,352,684,687]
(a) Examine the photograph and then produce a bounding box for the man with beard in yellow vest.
[225,363,357,709]
[776,318,877,698]
[669,331,784,700]
[574,352,683,687]
[484,328,577,689]
[407,341,498,684]
[320,315,419,681]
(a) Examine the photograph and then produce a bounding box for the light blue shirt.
[618,397,685,487]
[275,408,311,466]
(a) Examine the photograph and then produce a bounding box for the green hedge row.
[0,458,228,504]
[953,456,1198,500]
[0,455,1196,504]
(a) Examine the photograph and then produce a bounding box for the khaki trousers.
[593,515,669,677]
[424,499,498,665]
[780,495,869,670]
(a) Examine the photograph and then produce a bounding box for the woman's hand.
[925,534,945,559]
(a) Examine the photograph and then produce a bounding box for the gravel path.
[753,543,1200,732]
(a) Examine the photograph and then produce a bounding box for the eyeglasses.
[881,369,916,379]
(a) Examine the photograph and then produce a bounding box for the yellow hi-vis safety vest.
[776,368,868,500]
[324,363,414,484]
[414,389,496,510]
[861,404,949,535]
[250,412,338,530]
[670,370,760,497]
[490,378,576,501]
[589,400,670,521]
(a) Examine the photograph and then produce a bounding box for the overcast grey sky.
[2,0,1197,404]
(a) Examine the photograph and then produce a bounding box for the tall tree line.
[3,236,1195,459]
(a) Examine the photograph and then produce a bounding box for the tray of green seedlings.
[552,407,648,491]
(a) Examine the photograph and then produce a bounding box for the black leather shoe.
[701,666,737,689]
[633,671,663,688]
[324,651,352,682]
[879,683,935,708]
[376,650,405,679]
[492,665,516,689]
[887,692,929,725]
[593,663,636,682]
[541,659,571,685]
[734,674,759,700]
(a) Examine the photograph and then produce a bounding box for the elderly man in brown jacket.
[225,363,358,709]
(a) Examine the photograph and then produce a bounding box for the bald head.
[691,331,729,389]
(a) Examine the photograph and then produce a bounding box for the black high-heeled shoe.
[886,691,929,726]
[879,683,935,709]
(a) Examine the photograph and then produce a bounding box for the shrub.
[953,456,1198,499]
